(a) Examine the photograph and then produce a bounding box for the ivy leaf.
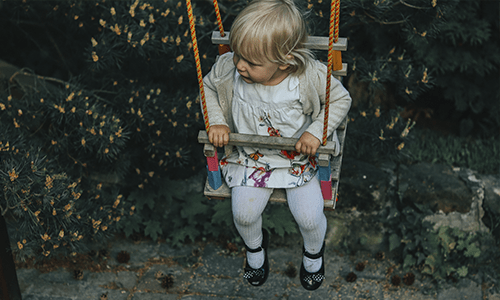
[423,254,436,275]
[389,233,401,251]
[211,201,233,228]
[464,243,481,258]
[144,195,156,210]
[403,254,417,269]
[457,266,468,277]
[169,226,199,246]
[144,220,162,241]
[122,220,140,237]
[416,252,427,265]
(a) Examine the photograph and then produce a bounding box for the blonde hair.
[229,0,313,75]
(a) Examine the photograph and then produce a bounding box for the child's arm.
[299,61,352,155]
[305,65,351,142]
[201,53,235,147]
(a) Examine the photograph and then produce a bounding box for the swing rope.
[323,0,341,146]
[186,0,210,133]
[213,0,225,37]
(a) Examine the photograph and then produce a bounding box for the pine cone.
[73,269,84,280]
[284,262,297,278]
[375,251,385,261]
[346,272,357,282]
[99,249,109,258]
[226,242,238,253]
[403,272,415,286]
[116,250,130,263]
[161,274,174,289]
[391,275,401,286]
[355,262,365,271]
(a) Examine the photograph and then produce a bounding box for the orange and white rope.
[213,0,225,37]
[323,0,341,145]
[186,0,210,132]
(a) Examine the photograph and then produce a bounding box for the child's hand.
[208,125,231,148]
[296,132,321,156]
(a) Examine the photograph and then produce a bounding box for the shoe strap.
[245,229,268,253]
[303,242,325,259]
[245,244,263,253]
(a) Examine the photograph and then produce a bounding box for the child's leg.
[232,186,272,268]
[286,175,327,272]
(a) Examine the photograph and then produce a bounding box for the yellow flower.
[91,37,98,47]
[397,142,405,151]
[17,241,23,249]
[9,169,18,181]
[59,230,64,238]
[46,175,54,189]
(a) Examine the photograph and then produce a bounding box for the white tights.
[231,175,327,256]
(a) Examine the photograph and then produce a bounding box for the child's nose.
[235,58,246,71]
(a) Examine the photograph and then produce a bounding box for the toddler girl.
[203,0,351,290]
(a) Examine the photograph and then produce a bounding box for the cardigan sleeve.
[202,62,229,128]
[305,61,351,142]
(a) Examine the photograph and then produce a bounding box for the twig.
[9,70,67,86]
[399,0,431,10]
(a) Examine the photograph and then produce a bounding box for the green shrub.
[116,177,298,247]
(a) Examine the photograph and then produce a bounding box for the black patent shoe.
[243,229,269,286]
[300,242,325,290]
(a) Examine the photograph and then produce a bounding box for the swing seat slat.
[212,31,348,76]
[198,131,339,156]
[211,31,348,51]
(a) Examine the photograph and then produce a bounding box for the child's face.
[233,53,289,86]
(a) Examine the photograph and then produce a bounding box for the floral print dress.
[221,71,318,188]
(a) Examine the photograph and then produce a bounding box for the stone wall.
[327,158,500,252]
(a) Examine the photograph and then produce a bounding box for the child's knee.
[233,210,261,226]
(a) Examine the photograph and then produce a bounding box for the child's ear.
[278,54,295,70]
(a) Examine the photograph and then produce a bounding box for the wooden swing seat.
[198,117,347,210]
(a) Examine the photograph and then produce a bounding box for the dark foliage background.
[0,0,498,260]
